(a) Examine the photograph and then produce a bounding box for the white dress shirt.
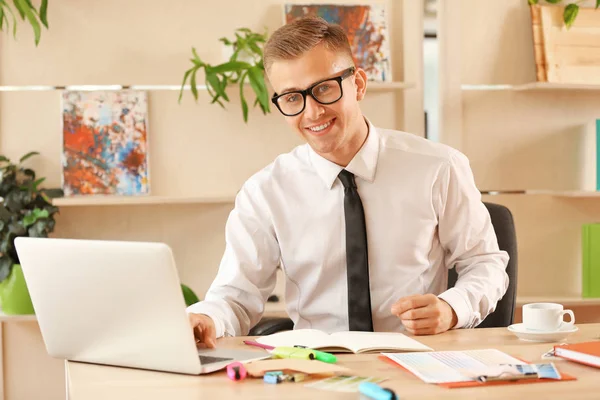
[188,121,509,337]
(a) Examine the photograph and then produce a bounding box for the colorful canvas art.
[61,90,150,196]
[284,4,391,82]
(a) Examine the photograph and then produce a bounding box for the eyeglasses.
[271,67,356,117]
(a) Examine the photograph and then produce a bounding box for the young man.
[188,17,509,348]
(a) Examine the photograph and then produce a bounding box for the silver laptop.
[14,237,269,374]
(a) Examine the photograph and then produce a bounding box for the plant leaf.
[0,205,11,222]
[205,70,228,102]
[0,155,9,163]
[28,219,49,237]
[527,0,538,4]
[248,41,262,56]
[210,95,226,108]
[8,221,26,236]
[40,192,50,203]
[564,3,579,29]
[239,71,249,122]
[191,47,202,64]
[17,0,41,45]
[181,284,200,306]
[22,208,49,228]
[219,74,230,102]
[545,0,561,3]
[31,177,45,191]
[190,68,199,101]
[19,151,38,163]
[0,1,18,38]
[178,67,193,103]
[247,66,269,113]
[210,61,252,74]
[12,0,25,19]
[596,0,600,9]
[0,6,5,30]
[39,0,47,28]
[0,256,13,282]
[5,191,24,213]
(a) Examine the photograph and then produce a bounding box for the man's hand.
[188,313,217,348]
[391,294,458,335]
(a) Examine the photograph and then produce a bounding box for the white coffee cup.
[522,303,575,331]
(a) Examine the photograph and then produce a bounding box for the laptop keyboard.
[198,355,233,365]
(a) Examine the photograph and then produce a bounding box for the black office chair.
[447,202,517,328]
[249,202,517,335]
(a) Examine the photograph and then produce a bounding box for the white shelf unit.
[461,82,600,91]
[52,195,236,207]
[530,190,600,198]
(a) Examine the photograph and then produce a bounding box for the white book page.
[331,331,433,353]
[255,329,341,350]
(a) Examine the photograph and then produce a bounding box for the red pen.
[243,340,275,350]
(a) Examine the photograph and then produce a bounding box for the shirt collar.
[308,118,380,189]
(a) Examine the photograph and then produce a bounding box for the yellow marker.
[271,346,316,360]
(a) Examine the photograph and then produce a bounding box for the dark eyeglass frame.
[271,67,356,117]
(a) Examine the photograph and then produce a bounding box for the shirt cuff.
[186,302,226,338]
[438,288,472,329]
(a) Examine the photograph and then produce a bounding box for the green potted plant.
[179,27,271,123]
[0,152,62,314]
[528,0,600,28]
[0,0,49,45]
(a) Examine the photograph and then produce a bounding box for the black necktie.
[338,169,374,332]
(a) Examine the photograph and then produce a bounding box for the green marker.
[294,345,337,364]
[313,349,338,364]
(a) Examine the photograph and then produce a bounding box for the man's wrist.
[437,288,472,329]
[440,298,459,329]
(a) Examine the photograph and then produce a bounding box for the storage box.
[530,5,600,84]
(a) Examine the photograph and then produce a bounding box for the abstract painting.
[284,4,391,82]
[61,90,150,196]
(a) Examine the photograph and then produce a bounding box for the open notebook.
[255,329,433,354]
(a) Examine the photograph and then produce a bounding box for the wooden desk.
[66,324,600,400]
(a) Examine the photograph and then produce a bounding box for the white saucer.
[507,323,578,342]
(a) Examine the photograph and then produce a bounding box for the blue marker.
[263,374,281,384]
[358,382,397,400]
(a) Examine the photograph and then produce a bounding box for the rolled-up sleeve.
[435,151,509,329]
[186,182,280,337]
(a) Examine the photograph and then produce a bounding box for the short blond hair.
[263,16,354,74]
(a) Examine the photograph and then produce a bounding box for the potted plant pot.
[0,264,35,315]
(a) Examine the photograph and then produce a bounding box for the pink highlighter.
[226,362,247,381]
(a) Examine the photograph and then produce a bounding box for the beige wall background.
[440,0,600,298]
[0,0,421,301]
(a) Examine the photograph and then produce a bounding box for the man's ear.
[353,68,368,101]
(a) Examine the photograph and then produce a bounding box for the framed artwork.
[61,90,150,196]
[284,4,391,82]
